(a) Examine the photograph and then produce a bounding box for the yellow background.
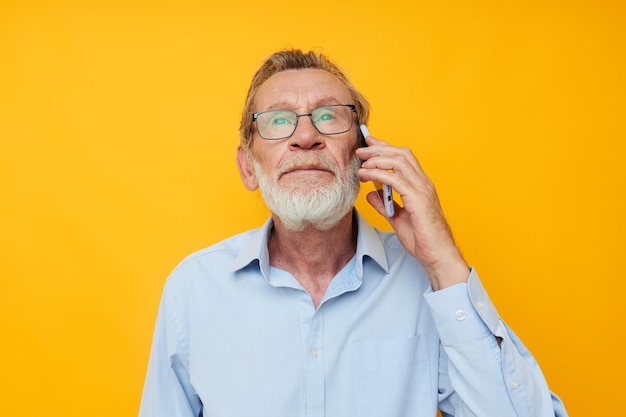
[1,0,624,415]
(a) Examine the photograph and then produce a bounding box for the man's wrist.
[424,256,470,291]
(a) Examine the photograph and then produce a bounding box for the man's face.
[239,68,361,231]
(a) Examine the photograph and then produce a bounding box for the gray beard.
[251,153,362,232]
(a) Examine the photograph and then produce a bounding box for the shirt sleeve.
[423,268,568,417]
[139,278,203,417]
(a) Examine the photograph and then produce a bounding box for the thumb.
[366,190,388,218]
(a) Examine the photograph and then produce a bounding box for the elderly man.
[139,49,567,417]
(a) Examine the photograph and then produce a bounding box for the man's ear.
[236,146,259,191]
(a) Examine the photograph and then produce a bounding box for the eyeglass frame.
[252,104,357,140]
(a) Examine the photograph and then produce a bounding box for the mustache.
[276,154,340,178]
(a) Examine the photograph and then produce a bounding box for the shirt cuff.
[423,267,501,345]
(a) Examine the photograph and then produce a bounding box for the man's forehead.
[255,69,352,110]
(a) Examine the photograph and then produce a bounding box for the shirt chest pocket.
[352,335,437,417]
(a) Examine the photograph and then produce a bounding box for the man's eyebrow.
[261,101,294,111]
[261,97,345,112]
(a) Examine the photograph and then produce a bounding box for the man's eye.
[270,117,290,125]
[314,110,336,123]
[267,111,295,126]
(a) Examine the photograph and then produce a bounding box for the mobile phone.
[359,124,395,217]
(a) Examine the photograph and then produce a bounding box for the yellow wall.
[1,1,624,415]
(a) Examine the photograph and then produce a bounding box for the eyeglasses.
[252,104,357,140]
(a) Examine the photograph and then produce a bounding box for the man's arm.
[139,279,202,417]
[356,135,567,416]
[426,269,568,416]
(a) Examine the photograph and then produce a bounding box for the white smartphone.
[359,124,395,217]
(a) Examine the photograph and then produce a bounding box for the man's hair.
[239,49,370,150]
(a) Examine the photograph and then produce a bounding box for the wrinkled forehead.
[254,69,353,112]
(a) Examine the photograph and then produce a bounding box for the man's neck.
[268,211,358,308]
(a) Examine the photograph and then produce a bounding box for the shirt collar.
[354,211,390,276]
[228,210,390,279]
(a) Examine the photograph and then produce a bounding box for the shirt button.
[475,301,485,310]
[310,348,319,358]
[510,380,519,390]
[455,310,466,321]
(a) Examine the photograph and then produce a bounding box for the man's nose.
[288,116,324,149]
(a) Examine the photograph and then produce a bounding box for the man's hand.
[355,134,469,290]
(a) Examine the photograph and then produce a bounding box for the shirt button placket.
[305,313,325,417]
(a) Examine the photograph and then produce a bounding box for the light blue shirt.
[139,213,567,417]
